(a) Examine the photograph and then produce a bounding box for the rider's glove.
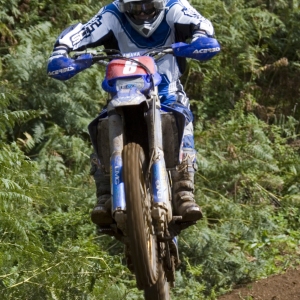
[47,45,75,81]
[50,45,70,58]
[47,45,93,81]
[191,30,208,43]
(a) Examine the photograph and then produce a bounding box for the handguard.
[172,36,221,61]
[47,53,93,81]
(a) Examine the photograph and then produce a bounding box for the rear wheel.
[123,143,158,289]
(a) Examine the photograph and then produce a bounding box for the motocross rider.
[47,0,215,227]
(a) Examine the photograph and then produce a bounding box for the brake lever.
[72,50,99,58]
[162,48,174,54]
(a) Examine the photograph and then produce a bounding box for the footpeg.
[167,216,197,236]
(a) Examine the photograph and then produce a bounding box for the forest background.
[1,0,300,299]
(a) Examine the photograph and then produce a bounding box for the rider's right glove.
[47,45,93,81]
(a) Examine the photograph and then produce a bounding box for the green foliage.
[0,133,135,299]
[187,0,300,121]
[0,0,300,299]
[185,100,300,297]
[0,0,103,51]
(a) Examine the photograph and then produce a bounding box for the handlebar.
[71,36,221,66]
[71,46,174,66]
[48,36,220,81]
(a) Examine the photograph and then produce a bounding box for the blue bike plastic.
[47,53,93,81]
[172,36,221,61]
[111,152,126,212]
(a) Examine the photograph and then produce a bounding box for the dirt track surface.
[218,267,300,300]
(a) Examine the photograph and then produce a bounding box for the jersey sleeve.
[166,0,214,39]
[56,6,117,51]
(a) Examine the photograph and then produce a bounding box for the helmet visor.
[123,1,164,15]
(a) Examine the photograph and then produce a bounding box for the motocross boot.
[90,153,113,226]
[171,148,203,222]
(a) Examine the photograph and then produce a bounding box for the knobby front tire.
[144,260,170,300]
[123,143,159,289]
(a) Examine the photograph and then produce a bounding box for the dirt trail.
[218,267,300,300]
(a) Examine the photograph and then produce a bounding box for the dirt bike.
[72,36,220,299]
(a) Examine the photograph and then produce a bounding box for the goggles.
[121,0,164,16]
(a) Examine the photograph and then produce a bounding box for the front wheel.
[123,143,158,289]
[144,260,170,300]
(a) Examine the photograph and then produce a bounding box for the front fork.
[145,98,172,238]
[108,101,173,236]
[145,98,180,282]
[108,113,127,232]
[108,102,178,281]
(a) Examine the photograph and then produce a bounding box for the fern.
[0,0,299,299]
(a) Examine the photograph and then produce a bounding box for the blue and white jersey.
[56,0,214,100]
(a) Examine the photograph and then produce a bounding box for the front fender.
[172,36,221,61]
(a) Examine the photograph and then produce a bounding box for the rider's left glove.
[191,30,208,43]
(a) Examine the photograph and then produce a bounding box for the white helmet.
[119,0,166,38]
